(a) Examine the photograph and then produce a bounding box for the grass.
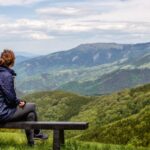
[63,140,150,150]
[0,131,52,150]
[0,131,150,150]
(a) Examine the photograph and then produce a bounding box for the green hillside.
[22,84,150,147]
[59,69,150,95]
[22,90,92,121]
[80,106,150,146]
[130,53,150,67]
[16,62,120,93]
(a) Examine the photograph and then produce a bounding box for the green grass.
[63,140,150,150]
[0,131,149,150]
[0,131,51,150]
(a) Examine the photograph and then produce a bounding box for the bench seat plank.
[0,121,88,150]
[0,121,88,130]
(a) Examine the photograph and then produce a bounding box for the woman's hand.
[19,101,26,108]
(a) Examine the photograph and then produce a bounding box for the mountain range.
[60,68,150,95]
[14,42,150,95]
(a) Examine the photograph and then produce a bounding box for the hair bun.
[0,58,5,65]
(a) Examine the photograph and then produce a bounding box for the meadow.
[0,131,149,150]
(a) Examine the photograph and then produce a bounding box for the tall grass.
[0,131,52,150]
[63,140,150,150]
[0,131,150,150]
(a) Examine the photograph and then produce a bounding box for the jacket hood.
[0,66,17,76]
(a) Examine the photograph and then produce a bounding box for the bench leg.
[60,130,65,145]
[53,130,65,150]
[53,130,60,150]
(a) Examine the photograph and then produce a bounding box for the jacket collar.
[0,66,17,76]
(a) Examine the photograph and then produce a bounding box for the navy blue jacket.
[0,66,20,122]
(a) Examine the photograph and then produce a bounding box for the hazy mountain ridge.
[15,42,150,94]
[15,55,30,64]
[14,51,39,64]
[59,68,150,95]
[15,42,150,72]
[131,53,150,67]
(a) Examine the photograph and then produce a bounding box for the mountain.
[15,51,39,58]
[15,42,150,94]
[15,63,120,93]
[15,55,30,64]
[59,68,150,95]
[15,51,39,64]
[130,52,150,67]
[15,42,150,73]
[22,83,150,147]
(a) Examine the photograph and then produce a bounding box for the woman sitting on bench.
[0,49,48,146]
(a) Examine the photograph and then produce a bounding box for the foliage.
[21,84,150,147]
[23,90,92,121]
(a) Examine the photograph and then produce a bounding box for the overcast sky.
[0,0,150,55]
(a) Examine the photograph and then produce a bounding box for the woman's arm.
[0,73,20,107]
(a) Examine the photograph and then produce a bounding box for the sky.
[0,0,150,55]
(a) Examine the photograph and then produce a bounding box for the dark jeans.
[9,103,40,144]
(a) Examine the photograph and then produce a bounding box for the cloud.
[0,18,47,40]
[2,0,150,35]
[0,0,46,6]
[36,7,81,16]
[0,0,150,54]
[28,32,54,40]
[34,0,150,34]
[95,0,150,22]
[0,17,150,42]
[36,0,150,22]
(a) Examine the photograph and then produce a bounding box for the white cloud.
[16,19,46,30]
[37,7,81,16]
[28,32,54,40]
[0,0,45,6]
[94,0,150,22]
[0,18,48,40]
[34,0,150,33]
[1,0,150,35]
[0,17,150,42]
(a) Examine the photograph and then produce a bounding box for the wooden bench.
[0,121,88,150]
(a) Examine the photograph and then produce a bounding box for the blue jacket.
[0,66,20,122]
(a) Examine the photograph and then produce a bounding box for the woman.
[0,49,48,146]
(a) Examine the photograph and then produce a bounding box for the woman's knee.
[25,103,36,111]
[26,112,36,121]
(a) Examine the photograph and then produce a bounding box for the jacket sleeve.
[0,73,20,107]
